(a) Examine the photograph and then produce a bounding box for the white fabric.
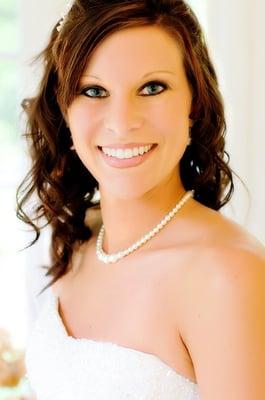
[25,287,200,400]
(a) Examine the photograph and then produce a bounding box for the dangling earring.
[70,135,75,151]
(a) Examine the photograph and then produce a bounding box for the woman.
[17,1,265,399]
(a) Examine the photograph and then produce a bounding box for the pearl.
[96,190,195,264]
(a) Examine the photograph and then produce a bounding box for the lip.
[98,143,156,150]
[98,143,158,169]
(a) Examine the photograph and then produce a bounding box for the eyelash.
[79,80,168,98]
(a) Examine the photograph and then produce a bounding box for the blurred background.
[0,0,264,398]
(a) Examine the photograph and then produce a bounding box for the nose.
[104,96,142,137]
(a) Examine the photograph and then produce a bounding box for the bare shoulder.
[176,201,265,399]
[173,197,265,319]
[186,237,265,316]
[178,198,265,317]
[186,198,264,252]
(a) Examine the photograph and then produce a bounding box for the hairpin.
[56,0,74,32]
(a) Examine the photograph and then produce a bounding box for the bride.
[17,1,265,399]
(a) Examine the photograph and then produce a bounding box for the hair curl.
[16,0,245,296]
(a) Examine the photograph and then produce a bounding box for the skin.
[54,25,265,398]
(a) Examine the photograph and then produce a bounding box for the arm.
[180,245,265,400]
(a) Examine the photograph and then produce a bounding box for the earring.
[70,136,75,150]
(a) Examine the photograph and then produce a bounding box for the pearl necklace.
[96,190,195,264]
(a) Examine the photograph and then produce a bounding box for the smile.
[98,144,157,169]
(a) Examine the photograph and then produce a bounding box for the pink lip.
[98,143,157,168]
[98,142,156,150]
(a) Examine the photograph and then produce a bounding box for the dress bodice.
[25,288,201,400]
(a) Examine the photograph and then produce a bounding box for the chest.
[53,244,197,382]
[58,252,175,342]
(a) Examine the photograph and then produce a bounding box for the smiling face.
[67,25,193,200]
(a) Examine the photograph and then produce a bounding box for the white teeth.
[132,147,139,156]
[102,144,153,159]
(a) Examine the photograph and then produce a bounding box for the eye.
[81,86,105,98]
[80,80,168,98]
[140,80,168,96]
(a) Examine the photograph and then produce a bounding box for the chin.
[99,179,157,201]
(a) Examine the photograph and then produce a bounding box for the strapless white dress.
[25,288,201,400]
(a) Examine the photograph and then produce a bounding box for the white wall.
[206,0,265,244]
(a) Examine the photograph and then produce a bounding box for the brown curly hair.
[16,0,245,296]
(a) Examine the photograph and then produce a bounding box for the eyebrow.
[81,70,175,80]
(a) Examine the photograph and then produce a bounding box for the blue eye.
[80,80,168,98]
[82,86,104,98]
[141,81,167,96]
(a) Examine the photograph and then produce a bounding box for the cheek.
[68,101,97,142]
[154,96,190,143]
[67,101,103,179]
[168,90,191,122]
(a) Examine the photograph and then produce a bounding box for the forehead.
[81,25,185,82]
